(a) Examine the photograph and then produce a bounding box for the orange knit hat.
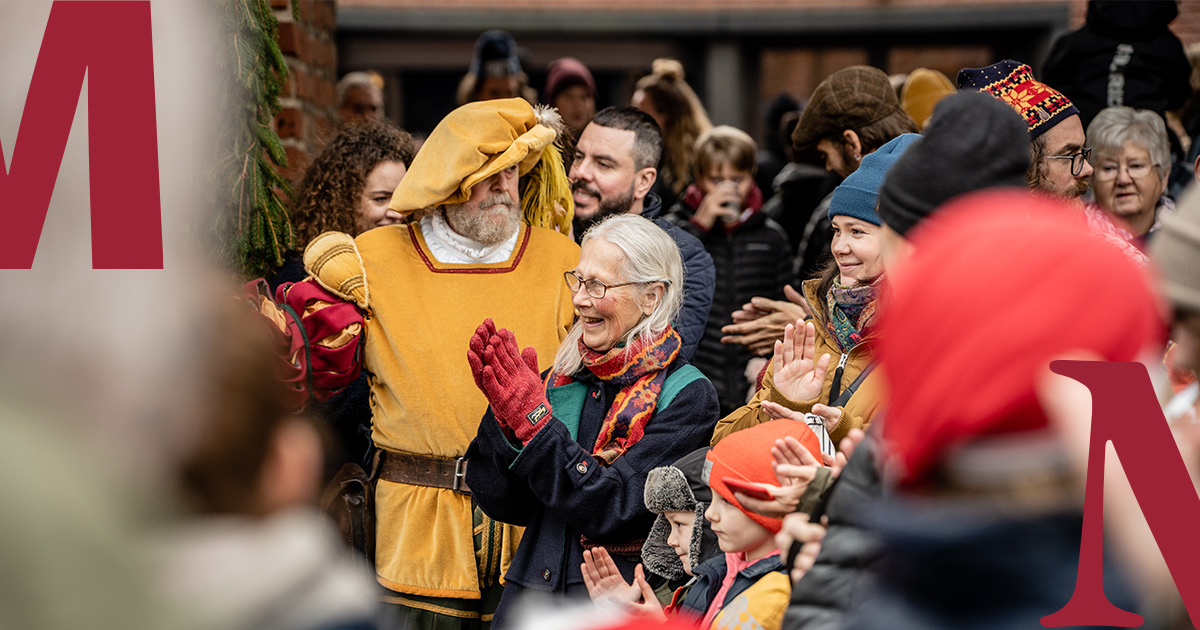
[705,419,822,534]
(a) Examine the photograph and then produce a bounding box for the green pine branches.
[216,0,294,279]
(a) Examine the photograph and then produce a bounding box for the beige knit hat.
[1152,187,1200,312]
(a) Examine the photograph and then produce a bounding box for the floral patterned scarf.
[550,327,681,464]
[825,281,879,353]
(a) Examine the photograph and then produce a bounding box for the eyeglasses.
[1044,147,1092,177]
[563,271,669,299]
[1093,160,1161,182]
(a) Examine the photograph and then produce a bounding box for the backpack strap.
[658,364,707,410]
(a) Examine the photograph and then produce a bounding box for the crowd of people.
[26,2,1200,630]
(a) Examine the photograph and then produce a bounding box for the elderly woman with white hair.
[1086,106,1174,239]
[465,214,720,625]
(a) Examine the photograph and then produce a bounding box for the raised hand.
[467,318,498,393]
[627,564,668,621]
[480,328,552,445]
[772,321,831,402]
[581,548,638,605]
[776,513,827,583]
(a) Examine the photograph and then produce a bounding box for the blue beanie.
[829,133,920,225]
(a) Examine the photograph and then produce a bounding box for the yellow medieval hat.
[900,68,956,131]
[388,98,573,234]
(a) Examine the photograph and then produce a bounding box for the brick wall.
[274,0,338,185]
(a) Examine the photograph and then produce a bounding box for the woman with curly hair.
[633,59,713,209]
[287,119,416,257]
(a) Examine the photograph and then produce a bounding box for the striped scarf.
[551,327,681,464]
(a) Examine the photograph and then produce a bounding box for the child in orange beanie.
[675,419,822,630]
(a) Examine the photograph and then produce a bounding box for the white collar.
[420,211,518,264]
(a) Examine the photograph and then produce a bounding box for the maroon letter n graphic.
[1043,361,1200,628]
[1,1,162,269]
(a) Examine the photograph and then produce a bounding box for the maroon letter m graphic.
[1,1,162,269]
[1044,361,1200,628]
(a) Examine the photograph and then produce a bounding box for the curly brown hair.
[289,118,415,248]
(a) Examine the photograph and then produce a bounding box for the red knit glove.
[467,318,498,393]
[481,328,551,445]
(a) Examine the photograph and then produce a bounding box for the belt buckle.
[453,456,467,492]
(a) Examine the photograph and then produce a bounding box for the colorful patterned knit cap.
[956,60,1078,141]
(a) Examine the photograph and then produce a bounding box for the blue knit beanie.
[829,133,920,225]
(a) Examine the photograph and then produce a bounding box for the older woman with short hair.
[1086,106,1173,238]
[465,214,720,625]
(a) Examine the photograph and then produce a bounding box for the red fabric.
[880,191,1165,487]
[706,419,823,535]
[244,279,309,411]
[472,324,552,445]
[276,280,365,402]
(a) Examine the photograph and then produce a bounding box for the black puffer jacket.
[1041,0,1190,128]
[664,198,796,415]
[784,426,885,630]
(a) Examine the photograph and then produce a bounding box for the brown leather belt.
[377,450,471,494]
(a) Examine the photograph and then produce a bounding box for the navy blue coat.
[677,552,788,620]
[466,358,719,596]
[643,193,715,363]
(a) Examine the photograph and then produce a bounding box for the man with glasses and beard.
[958,60,1096,200]
[570,106,714,360]
[287,98,581,629]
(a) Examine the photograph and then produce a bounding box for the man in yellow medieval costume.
[295,98,580,629]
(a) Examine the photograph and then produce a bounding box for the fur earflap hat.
[387,98,574,234]
[641,447,720,580]
[705,420,822,535]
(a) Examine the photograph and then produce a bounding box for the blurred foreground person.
[162,292,380,630]
[849,192,1160,630]
[466,214,719,628]
[1154,186,1200,424]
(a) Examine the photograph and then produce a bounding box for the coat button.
[576,461,588,474]
[542,568,551,581]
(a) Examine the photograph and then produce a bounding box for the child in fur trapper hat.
[581,448,719,615]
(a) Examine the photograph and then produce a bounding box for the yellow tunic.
[354,221,579,598]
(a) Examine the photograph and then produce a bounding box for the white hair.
[552,214,684,377]
[1086,106,1172,178]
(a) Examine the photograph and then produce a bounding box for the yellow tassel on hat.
[521,139,574,236]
